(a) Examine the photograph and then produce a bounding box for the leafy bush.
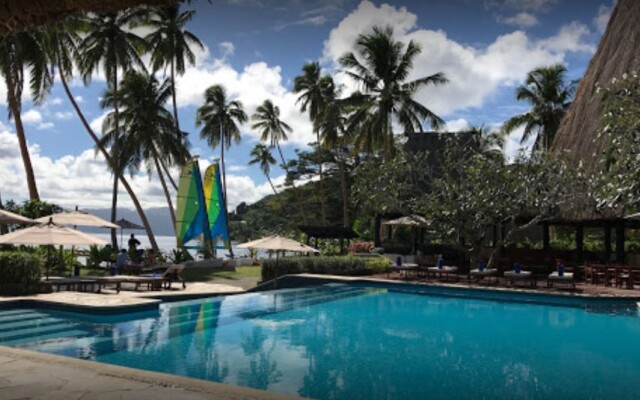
[348,241,374,254]
[0,252,42,294]
[261,256,381,281]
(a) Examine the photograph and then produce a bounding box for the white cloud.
[228,165,248,172]
[74,95,84,103]
[0,129,274,211]
[443,118,470,132]
[54,111,74,120]
[593,2,615,33]
[89,112,109,134]
[21,110,43,124]
[324,1,594,119]
[485,0,559,11]
[50,97,63,105]
[275,16,329,31]
[36,122,55,130]
[218,41,235,58]
[500,12,539,28]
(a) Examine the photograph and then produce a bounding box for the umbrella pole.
[275,252,279,290]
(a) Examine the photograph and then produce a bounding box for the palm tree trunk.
[152,151,176,233]
[7,90,39,201]
[267,174,278,195]
[219,122,234,257]
[316,132,326,223]
[339,158,349,228]
[160,159,178,191]
[171,58,180,133]
[276,142,307,225]
[58,65,159,251]
[110,75,120,248]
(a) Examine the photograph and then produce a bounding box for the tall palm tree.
[293,62,332,223]
[0,31,52,200]
[143,5,203,140]
[248,144,278,195]
[196,84,247,244]
[99,71,190,233]
[339,25,448,157]
[502,64,576,152]
[41,17,159,251]
[251,99,307,224]
[78,10,147,247]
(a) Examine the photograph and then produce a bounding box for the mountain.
[82,207,175,236]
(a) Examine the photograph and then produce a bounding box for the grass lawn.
[182,266,262,290]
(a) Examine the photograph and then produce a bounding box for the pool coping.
[252,274,640,308]
[0,345,302,400]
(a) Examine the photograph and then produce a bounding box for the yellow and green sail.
[175,159,212,249]
[204,163,230,249]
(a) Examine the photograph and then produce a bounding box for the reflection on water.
[3,286,640,399]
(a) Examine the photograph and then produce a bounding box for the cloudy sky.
[0,0,615,214]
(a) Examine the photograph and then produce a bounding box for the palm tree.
[42,17,159,251]
[248,144,278,195]
[339,25,448,157]
[293,62,332,223]
[78,10,147,247]
[142,5,203,190]
[196,84,247,237]
[251,99,308,224]
[0,31,52,200]
[502,64,576,152]
[99,71,190,233]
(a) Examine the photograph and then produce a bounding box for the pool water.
[1,285,640,399]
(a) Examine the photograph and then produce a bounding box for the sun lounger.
[83,275,123,293]
[141,264,186,289]
[468,268,498,284]
[46,277,97,292]
[427,266,458,281]
[387,263,419,279]
[121,276,164,291]
[547,272,575,289]
[504,270,536,288]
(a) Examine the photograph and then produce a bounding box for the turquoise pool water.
[1,285,640,399]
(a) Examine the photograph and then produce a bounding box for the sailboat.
[175,159,230,266]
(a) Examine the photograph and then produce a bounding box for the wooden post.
[576,223,584,264]
[542,222,550,252]
[604,221,612,263]
[616,221,625,264]
[374,214,381,247]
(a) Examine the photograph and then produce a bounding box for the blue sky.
[0,0,615,213]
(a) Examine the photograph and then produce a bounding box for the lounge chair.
[504,268,536,288]
[468,268,498,284]
[141,264,186,289]
[547,271,575,289]
[427,265,458,281]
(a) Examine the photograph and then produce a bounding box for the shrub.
[0,252,42,295]
[261,256,380,281]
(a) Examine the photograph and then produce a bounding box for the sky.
[0,0,616,215]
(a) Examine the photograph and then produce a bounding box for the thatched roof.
[551,0,640,167]
[0,0,181,36]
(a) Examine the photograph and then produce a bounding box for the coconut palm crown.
[339,25,448,157]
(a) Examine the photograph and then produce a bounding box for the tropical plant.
[44,17,159,251]
[339,25,448,157]
[0,31,52,200]
[293,62,333,222]
[142,5,203,189]
[502,64,576,152]
[249,144,278,195]
[196,84,248,222]
[143,5,203,137]
[99,71,190,232]
[78,10,148,247]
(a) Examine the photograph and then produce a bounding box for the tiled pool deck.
[1,274,639,399]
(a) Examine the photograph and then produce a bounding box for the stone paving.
[0,347,299,400]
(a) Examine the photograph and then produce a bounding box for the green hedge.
[0,252,42,295]
[261,256,387,281]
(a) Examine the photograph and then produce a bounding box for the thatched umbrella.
[551,0,640,169]
[0,0,182,36]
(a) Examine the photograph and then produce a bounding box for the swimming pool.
[1,284,640,399]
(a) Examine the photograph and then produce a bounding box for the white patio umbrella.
[0,219,107,279]
[35,208,119,228]
[237,235,319,287]
[0,209,37,225]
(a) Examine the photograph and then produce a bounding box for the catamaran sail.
[175,159,212,249]
[204,162,230,249]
